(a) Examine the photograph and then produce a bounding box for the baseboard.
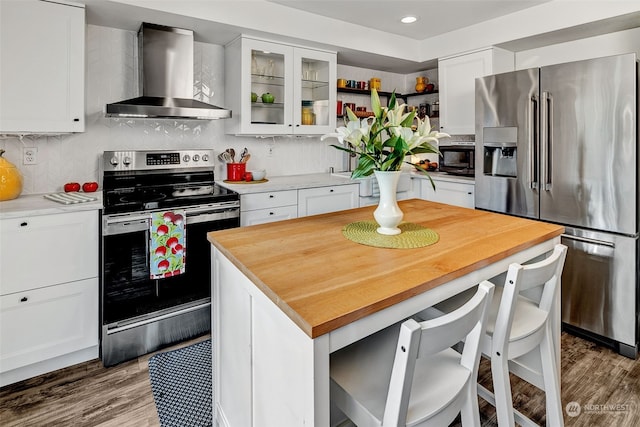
[0,345,98,388]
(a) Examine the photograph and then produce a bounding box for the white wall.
[0,25,343,195]
[515,27,640,69]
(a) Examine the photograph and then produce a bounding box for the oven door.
[101,204,239,326]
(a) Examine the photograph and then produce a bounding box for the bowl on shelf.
[250,170,266,181]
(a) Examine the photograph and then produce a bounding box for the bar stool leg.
[541,325,564,426]
[491,354,516,427]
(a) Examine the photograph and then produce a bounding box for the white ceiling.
[267,0,550,41]
[83,0,640,73]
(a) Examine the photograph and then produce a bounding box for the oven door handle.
[103,217,150,235]
[185,201,240,215]
[187,207,240,224]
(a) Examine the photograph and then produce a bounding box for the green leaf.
[388,91,397,109]
[400,111,415,127]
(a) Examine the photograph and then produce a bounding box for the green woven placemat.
[342,221,439,249]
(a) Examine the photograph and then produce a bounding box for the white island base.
[211,239,560,426]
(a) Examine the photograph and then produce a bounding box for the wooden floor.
[0,332,638,426]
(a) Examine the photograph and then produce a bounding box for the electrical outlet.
[267,142,274,158]
[23,147,38,165]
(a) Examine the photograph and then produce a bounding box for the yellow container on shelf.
[369,77,381,90]
[337,78,347,88]
[301,107,316,125]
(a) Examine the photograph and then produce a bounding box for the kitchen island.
[207,199,564,426]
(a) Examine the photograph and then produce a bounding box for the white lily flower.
[322,89,449,175]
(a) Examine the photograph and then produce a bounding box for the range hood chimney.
[105,23,231,120]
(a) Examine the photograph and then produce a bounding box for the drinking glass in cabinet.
[251,49,285,125]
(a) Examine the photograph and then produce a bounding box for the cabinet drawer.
[241,190,298,211]
[0,211,98,295]
[422,179,475,209]
[0,277,98,373]
[298,184,359,217]
[241,205,298,226]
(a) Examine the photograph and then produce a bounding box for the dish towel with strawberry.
[150,210,186,279]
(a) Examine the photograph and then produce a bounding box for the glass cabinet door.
[247,40,292,134]
[293,48,336,134]
[231,37,336,135]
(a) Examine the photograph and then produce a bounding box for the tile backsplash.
[0,25,343,195]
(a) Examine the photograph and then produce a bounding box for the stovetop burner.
[101,149,239,214]
[118,189,167,204]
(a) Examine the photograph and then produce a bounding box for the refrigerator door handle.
[562,233,615,248]
[529,95,539,189]
[541,91,553,191]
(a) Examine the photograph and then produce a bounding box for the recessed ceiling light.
[401,16,417,24]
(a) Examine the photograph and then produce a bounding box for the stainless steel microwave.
[438,142,475,176]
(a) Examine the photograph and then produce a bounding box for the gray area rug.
[148,339,212,427]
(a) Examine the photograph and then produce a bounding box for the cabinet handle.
[269,194,274,198]
[295,124,300,127]
[20,221,28,227]
[330,189,334,192]
[20,296,28,302]
[73,118,80,122]
[269,212,274,215]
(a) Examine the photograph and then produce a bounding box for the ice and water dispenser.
[482,127,518,177]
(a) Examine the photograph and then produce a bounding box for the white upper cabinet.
[225,36,336,136]
[0,0,85,134]
[438,47,513,135]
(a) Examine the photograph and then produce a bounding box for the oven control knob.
[109,156,119,166]
[122,156,132,166]
[193,154,200,162]
[202,154,209,162]
[183,154,191,163]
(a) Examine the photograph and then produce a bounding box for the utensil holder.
[227,163,246,181]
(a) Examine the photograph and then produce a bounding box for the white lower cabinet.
[242,205,298,226]
[0,278,98,374]
[0,210,99,386]
[241,190,298,226]
[421,179,475,208]
[240,184,359,226]
[297,184,359,217]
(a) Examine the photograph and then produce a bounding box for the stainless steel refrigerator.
[475,53,638,358]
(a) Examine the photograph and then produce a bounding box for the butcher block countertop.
[207,199,564,338]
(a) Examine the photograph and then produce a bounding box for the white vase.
[373,170,403,235]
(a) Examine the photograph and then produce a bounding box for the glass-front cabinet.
[225,36,336,135]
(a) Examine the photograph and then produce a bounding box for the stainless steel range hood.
[105,23,231,120]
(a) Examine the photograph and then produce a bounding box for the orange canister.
[337,78,347,88]
[369,77,381,90]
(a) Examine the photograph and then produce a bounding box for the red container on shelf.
[336,100,343,116]
[226,163,246,181]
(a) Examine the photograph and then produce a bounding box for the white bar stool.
[330,281,495,427]
[420,244,568,427]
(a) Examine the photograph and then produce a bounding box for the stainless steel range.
[100,149,239,366]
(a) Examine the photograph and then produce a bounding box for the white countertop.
[216,173,355,194]
[410,170,475,184]
[0,192,103,219]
